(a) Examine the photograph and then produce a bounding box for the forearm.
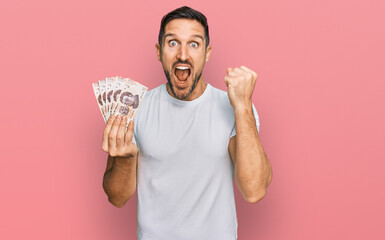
[234,105,271,202]
[103,156,137,207]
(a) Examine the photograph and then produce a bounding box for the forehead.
[164,19,205,39]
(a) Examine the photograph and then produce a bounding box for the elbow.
[108,194,132,208]
[108,197,127,208]
[246,189,266,204]
[103,184,134,208]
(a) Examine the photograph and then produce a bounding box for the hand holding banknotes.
[102,115,138,159]
[92,76,147,158]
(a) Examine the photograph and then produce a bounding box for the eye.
[169,40,178,47]
[190,42,198,48]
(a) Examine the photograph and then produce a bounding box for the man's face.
[156,19,212,100]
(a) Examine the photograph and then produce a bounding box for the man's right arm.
[101,115,139,208]
[103,154,138,208]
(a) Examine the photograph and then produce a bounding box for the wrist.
[233,102,253,115]
[113,156,136,169]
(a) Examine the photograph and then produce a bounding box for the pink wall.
[1,0,384,239]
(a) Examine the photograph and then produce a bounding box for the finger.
[102,114,116,152]
[125,120,135,144]
[233,66,252,81]
[227,67,243,75]
[232,67,244,74]
[224,76,238,86]
[240,66,257,78]
[108,115,121,152]
[116,116,128,148]
[224,76,230,86]
[227,70,239,77]
[240,65,253,73]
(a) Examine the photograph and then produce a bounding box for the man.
[102,6,272,240]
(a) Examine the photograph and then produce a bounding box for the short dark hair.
[158,6,210,48]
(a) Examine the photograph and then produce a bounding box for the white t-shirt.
[133,83,260,240]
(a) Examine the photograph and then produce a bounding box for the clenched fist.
[224,66,257,110]
[102,115,138,159]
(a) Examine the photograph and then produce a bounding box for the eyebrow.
[164,33,204,41]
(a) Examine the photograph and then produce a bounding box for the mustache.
[172,60,192,69]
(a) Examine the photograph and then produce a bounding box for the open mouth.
[174,65,191,83]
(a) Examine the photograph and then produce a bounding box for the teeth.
[176,66,189,70]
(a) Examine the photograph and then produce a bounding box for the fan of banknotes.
[92,76,148,123]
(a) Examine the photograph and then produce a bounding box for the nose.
[176,44,189,61]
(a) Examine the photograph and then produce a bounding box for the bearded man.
[101,6,272,240]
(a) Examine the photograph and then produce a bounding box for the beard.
[162,63,203,100]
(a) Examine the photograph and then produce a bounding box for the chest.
[137,101,235,167]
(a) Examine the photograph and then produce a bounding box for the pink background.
[1,0,384,239]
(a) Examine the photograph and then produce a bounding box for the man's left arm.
[225,66,273,204]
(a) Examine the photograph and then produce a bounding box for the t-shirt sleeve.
[230,103,260,138]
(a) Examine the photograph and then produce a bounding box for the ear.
[205,45,212,63]
[155,43,161,62]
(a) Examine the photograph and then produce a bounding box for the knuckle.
[116,135,123,142]
[107,116,114,123]
[108,135,115,142]
[102,146,108,152]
